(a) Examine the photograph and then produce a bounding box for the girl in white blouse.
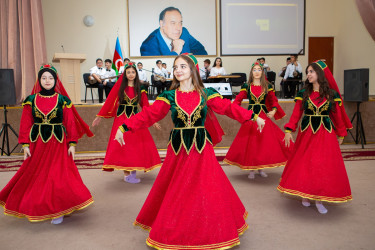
[210,57,226,76]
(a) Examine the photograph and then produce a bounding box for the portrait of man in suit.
[140,7,208,56]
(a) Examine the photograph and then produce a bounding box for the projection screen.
[220,0,305,55]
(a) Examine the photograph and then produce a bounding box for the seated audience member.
[153,60,168,95]
[259,57,271,74]
[279,57,291,78]
[137,62,148,83]
[162,62,172,90]
[119,58,131,74]
[102,59,116,99]
[200,59,211,82]
[279,57,291,98]
[210,57,226,83]
[162,63,171,78]
[89,58,106,103]
[283,54,302,98]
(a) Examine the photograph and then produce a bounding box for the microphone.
[61,45,65,53]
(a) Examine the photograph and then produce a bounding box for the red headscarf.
[313,60,352,130]
[32,64,94,139]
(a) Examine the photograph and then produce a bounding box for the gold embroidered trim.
[224,159,286,170]
[156,96,170,105]
[207,93,222,100]
[277,185,352,203]
[175,90,202,128]
[1,197,94,222]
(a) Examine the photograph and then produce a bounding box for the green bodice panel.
[116,85,148,118]
[156,88,221,155]
[296,89,342,133]
[241,83,274,116]
[23,94,72,143]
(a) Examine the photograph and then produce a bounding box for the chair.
[266,71,276,89]
[280,72,303,99]
[149,75,157,100]
[228,73,247,96]
[295,72,304,92]
[83,73,99,103]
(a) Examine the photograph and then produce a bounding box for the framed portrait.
[128,0,217,57]
[220,0,305,56]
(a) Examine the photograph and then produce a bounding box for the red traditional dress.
[97,80,161,172]
[119,88,256,249]
[277,89,352,202]
[224,84,293,170]
[0,93,93,222]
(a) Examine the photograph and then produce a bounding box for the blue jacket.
[140,27,207,56]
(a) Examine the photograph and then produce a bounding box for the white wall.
[41,0,375,100]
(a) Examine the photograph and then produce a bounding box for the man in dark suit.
[140,7,207,56]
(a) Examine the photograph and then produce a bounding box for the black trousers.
[284,77,297,98]
[104,82,115,98]
[154,81,165,95]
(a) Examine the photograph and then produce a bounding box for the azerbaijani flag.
[112,37,124,75]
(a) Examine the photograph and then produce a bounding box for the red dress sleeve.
[123,100,170,131]
[140,92,150,108]
[18,105,34,145]
[97,75,124,118]
[63,106,80,143]
[207,96,253,123]
[330,102,347,137]
[233,90,247,106]
[265,90,286,120]
[284,100,304,132]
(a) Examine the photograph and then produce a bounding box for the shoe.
[258,170,268,177]
[51,216,64,224]
[124,171,141,184]
[302,198,311,207]
[315,201,328,214]
[248,171,255,179]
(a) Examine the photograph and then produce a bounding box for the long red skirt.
[0,137,93,222]
[134,143,248,250]
[102,114,161,172]
[224,112,293,170]
[277,127,352,202]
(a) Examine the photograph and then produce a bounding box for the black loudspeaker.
[0,69,16,105]
[344,68,369,102]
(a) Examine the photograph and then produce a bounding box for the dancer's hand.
[338,138,344,145]
[115,129,125,146]
[68,146,75,160]
[92,117,102,127]
[152,122,161,130]
[266,110,276,119]
[284,133,294,147]
[256,117,265,133]
[23,147,31,160]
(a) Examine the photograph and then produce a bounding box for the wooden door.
[308,37,334,73]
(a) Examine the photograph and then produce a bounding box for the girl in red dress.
[0,65,94,224]
[92,63,161,183]
[224,62,293,179]
[114,55,265,250]
[278,61,352,214]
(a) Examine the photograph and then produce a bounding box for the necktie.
[171,42,174,52]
